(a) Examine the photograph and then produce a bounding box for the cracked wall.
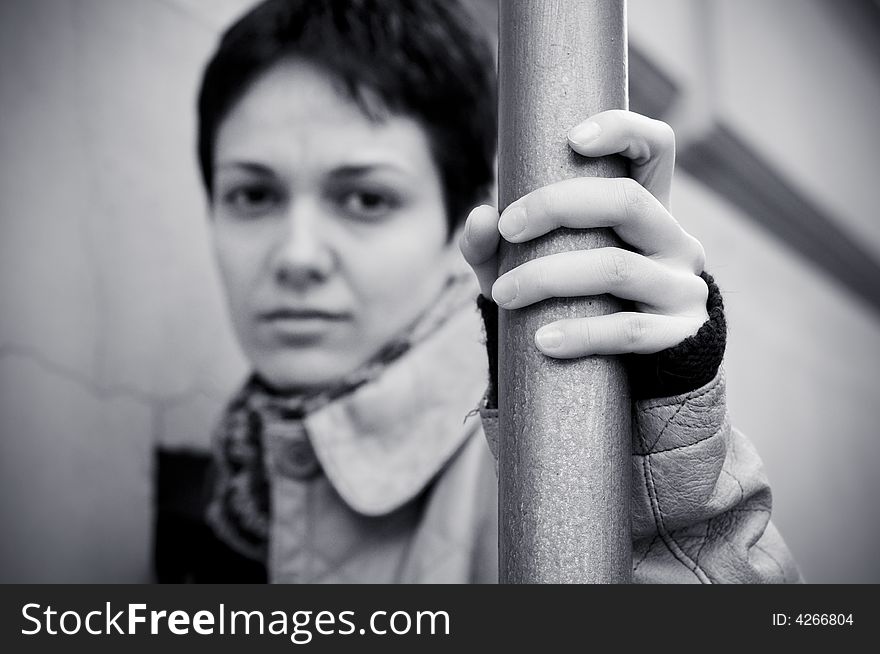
[0,0,249,581]
[2,0,878,584]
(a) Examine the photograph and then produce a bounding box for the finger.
[567,110,675,208]
[499,177,704,271]
[492,247,706,312]
[534,312,703,359]
[459,204,500,298]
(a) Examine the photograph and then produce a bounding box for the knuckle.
[621,314,647,347]
[691,273,710,306]
[598,249,634,287]
[530,188,560,224]
[693,241,707,273]
[578,320,597,353]
[530,259,552,297]
[672,272,708,309]
[653,119,676,151]
[611,178,632,221]
[616,177,651,222]
[684,233,707,272]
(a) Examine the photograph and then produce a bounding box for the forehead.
[214,58,438,177]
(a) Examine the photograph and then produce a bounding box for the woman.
[157,0,799,583]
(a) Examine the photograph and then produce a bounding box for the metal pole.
[497,0,632,583]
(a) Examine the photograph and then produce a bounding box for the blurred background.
[1,0,878,583]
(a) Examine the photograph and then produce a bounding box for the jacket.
[254,296,801,583]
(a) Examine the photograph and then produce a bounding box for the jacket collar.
[305,289,488,516]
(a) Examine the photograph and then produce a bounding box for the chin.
[251,348,365,395]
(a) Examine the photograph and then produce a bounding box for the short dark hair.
[197,0,496,233]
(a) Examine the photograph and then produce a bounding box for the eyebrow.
[328,164,409,179]
[215,161,410,179]
[215,161,276,176]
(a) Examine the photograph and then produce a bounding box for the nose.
[271,198,337,289]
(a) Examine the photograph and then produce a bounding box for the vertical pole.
[497,0,632,583]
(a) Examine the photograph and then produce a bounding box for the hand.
[459,110,709,359]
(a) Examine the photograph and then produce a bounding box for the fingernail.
[498,206,526,239]
[568,121,602,146]
[492,276,518,307]
[536,328,564,350]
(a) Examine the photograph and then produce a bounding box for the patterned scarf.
[206,271,477,562]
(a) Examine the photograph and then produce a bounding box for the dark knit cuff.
[477,293,499,410]
[477,272,726,408]
[624,272,726,400]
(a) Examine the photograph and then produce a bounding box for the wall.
[1,0,877,582]
[629,0,880,582]
[0,0,249,581]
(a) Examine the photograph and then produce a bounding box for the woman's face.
[211,58,457,392]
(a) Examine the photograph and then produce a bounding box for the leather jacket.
[248,298,801,583]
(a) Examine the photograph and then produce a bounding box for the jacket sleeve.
[478,368,802,583]
[630,368,801,583]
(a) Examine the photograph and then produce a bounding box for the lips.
[256,307,351,344]
[258,307,351,322]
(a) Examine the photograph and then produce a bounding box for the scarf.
[206,271,477,562]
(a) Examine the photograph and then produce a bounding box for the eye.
[338,189,397,220]
[221,184,282,217]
